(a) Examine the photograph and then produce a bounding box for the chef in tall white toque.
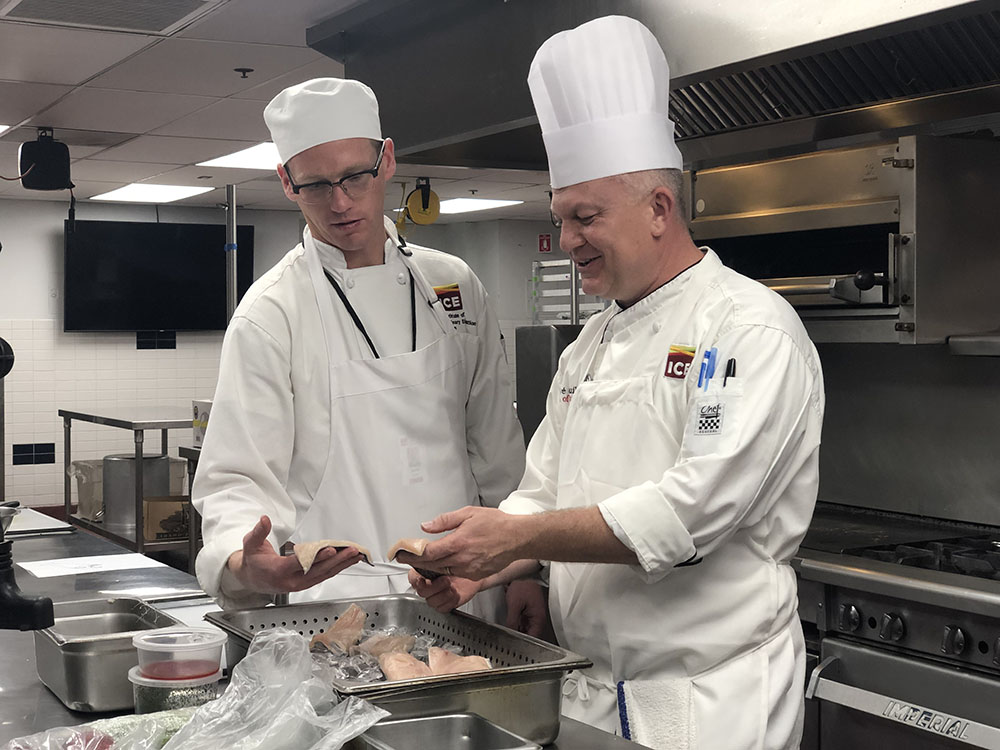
[193,78,524,618]
[400,16,825,749]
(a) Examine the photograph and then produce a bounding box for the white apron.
[551,261,804,749]
[289,233,502,620]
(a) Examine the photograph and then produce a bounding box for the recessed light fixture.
[90,184,214,203]
[0,125,9,136]
[438,198,523,214]
[198,142,279,170]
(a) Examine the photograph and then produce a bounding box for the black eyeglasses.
[285,140,386,204]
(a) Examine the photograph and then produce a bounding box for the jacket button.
[397,273,407,285]
[346,278,355,289]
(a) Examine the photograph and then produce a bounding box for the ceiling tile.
[434,179,533,199]
[91,135,258,165]
[68,145,106,159]
[147,164,274,188]
[489,184,553,202]
[238,174,282,190]
[179,0,351,45]
[31,88,215,134]
[69,160,176,183]
[88,39,321,97]
[0,82,73,126]
[0,24,154,85]
[151,98,270,140]
[233,57,347,101]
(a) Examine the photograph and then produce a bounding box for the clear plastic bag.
[3,708,196,750]
[3,630,387,750]
[161,628,387,750]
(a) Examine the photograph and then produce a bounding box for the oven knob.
[838,604,862,632]
[879,613,906,642]
[941,626,967,655]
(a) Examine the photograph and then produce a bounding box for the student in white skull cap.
[193,78,525,619]
[400,16,825,749]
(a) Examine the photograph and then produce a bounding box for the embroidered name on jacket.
[664,344,696,379]
[433,283,476,327]
[696,402,724,434]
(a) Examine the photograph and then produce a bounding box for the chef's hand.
[396,506,523,581]
[407,568,481,613]
[227,515,363,594]
[505,579,550,639]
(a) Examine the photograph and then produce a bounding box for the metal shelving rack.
[530,259,607,325]
[60,407,194,560]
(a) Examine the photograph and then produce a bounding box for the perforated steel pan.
[206,594,591,744]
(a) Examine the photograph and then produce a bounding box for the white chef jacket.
[500,249,824,749]
[195,217,525,609]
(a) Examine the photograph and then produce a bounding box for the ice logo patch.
[664,344,696,380]
[696,402,724,435]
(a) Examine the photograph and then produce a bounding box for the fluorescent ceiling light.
[439,198,523,214]
[0,125,9,135]
[90,184,214,203]
[198,142,280,169]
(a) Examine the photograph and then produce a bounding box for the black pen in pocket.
[723,358,736,387]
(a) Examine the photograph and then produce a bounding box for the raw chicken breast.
[310,603,368,653]
[387,538,428,559]
[295,539,373,573]
[427,646,492,675]
[387,537,442,580]
[379,651,432,681]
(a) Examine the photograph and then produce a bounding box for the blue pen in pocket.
[697,350,710,389]
[699,347,719,391]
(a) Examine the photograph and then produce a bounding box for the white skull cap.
[527,15,684,189]
[263,78,382,164]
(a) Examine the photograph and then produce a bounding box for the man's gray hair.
[616,168,688,225]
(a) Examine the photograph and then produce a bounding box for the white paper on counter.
[18,553,167,578]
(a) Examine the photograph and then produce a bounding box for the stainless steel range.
[797,505,1000,749]
[788,329,1000,749]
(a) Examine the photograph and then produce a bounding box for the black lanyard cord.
[323,266,417,359]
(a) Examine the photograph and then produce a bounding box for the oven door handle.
[806,656,1000,749]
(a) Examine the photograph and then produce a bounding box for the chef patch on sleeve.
[663,344,696,380]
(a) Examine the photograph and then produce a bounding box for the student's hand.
[407,568,482,613]
[227,515,362,594]
[505,579,550,639]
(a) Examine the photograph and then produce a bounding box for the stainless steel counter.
[0,528,638,749]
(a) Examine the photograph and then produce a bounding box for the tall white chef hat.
[263,78,382,165]
[527,15,684,189]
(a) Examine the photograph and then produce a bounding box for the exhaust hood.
[307,0,1000,170]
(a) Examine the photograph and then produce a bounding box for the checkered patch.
[696,403,724,435]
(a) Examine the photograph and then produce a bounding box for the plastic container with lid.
[128,665,223,714]
[132,627,227,681]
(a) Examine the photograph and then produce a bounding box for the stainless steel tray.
[346,712,541,750]
[207,595,591,744]
[34,597,182,712]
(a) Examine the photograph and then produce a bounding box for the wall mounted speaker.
[19,131,72,191]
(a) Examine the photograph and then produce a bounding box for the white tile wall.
[0,318,222,507]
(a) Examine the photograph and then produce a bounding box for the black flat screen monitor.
[64,219,254,332]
